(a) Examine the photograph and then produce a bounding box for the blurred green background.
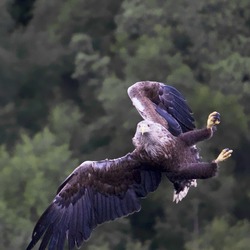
[0,0,249,249]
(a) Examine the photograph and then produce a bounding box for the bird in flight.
[27,81,232,250]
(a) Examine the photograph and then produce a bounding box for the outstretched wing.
[128,81,195,136]
[26,153,161,250]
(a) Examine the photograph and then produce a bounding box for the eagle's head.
[133,120,172,158]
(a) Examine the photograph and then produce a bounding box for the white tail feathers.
[173,179,197,203]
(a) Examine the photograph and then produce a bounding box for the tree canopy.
[0,0,249,249]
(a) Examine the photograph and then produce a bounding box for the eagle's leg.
[178,128,213,146]
[177,162,218,179]
[178,111,220,146]
[176,148,233,179]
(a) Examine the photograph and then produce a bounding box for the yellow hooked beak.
[139,123,150,135]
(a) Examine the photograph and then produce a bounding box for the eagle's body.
[133,121,195,172]
[27,81,232,250]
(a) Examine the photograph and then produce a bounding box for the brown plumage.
[27,81,232,250]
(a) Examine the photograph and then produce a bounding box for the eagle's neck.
[141,133,174,160]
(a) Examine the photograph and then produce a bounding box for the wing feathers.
[39,223,53,249]
[155,106,182,135]
[128,81,195,135]
[82,195,91,240]
[158,84,195,134]
[134,169,162,197]
[56,208,69,250]
[27,154,162,250]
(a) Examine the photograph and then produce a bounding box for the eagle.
[26,81,232,250]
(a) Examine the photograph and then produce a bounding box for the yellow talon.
[207,111,221,129]
[215,148,233,163]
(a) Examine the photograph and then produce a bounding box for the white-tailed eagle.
[26,81,232,250]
